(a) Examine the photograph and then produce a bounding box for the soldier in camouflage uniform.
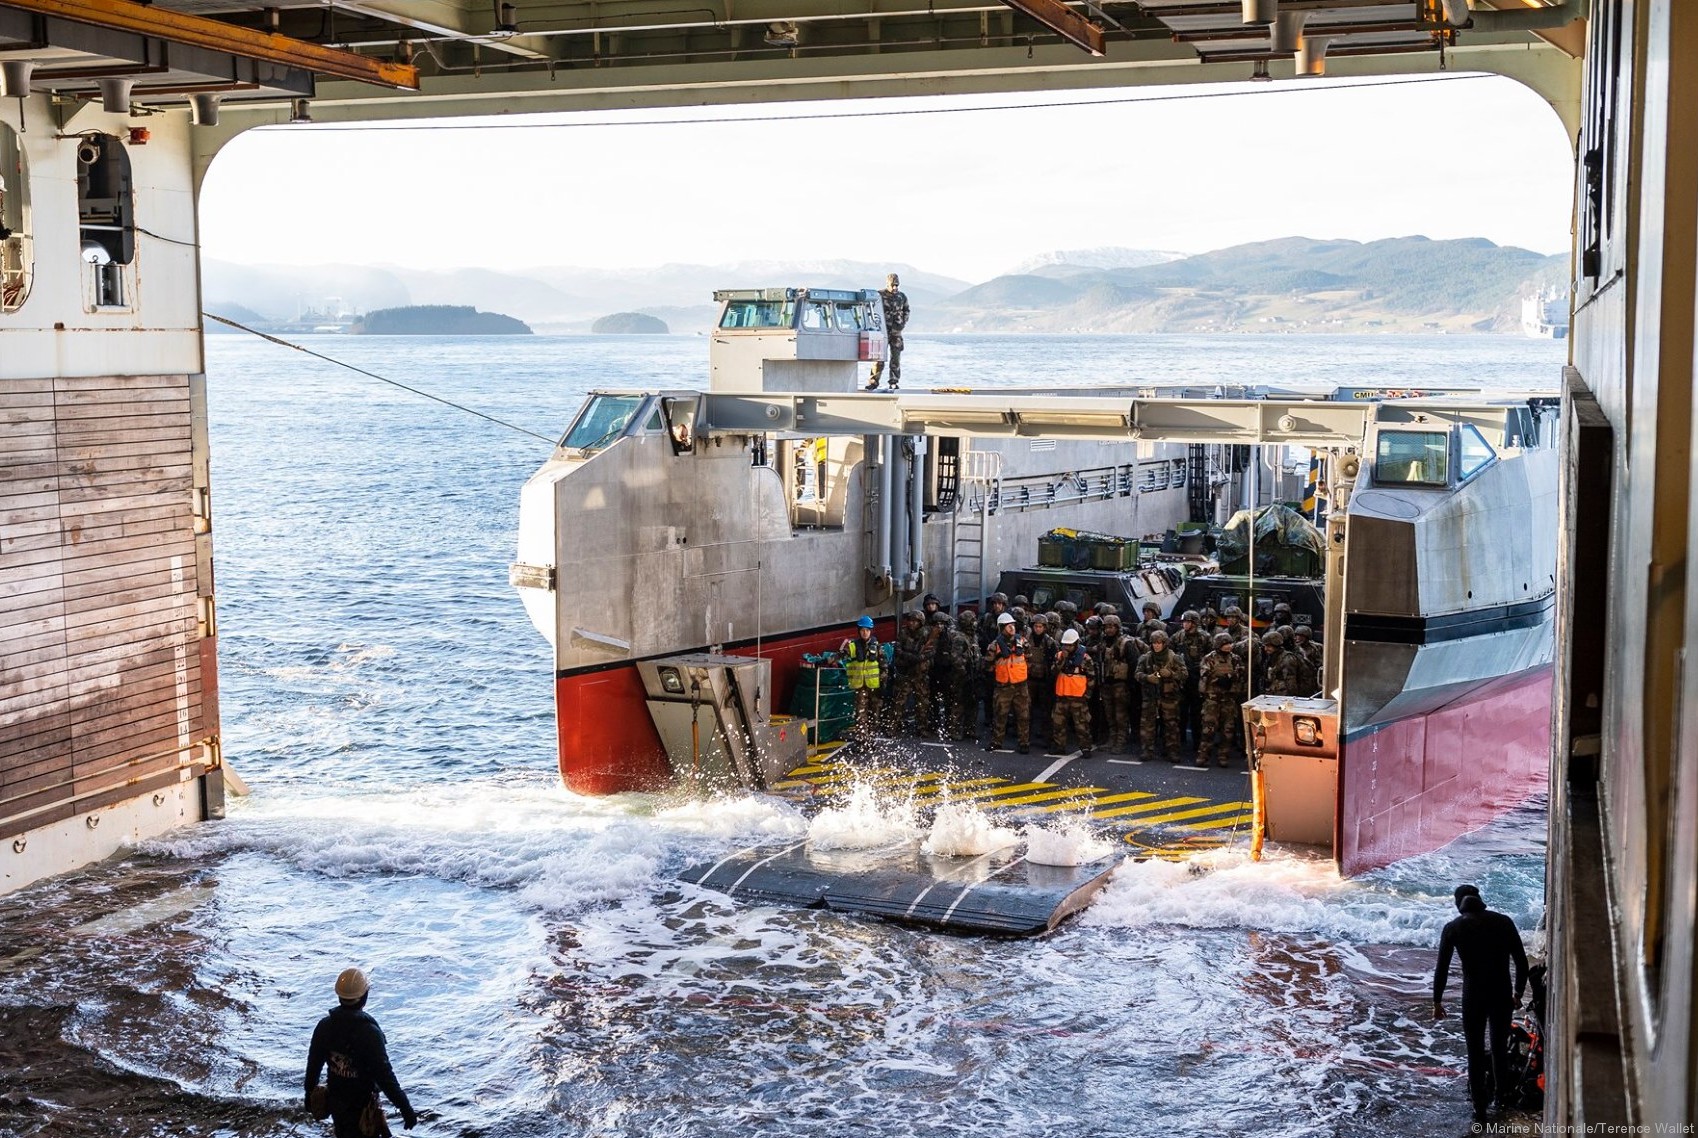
[889,610,929,735]
[1171,609,1214,750]
[921,592,943,621]
[917,611,953,737]
[1098,614,1137,752]
[957,611,984,743]
[1024,612,1057,747]
[1270,601,1295,632]
[984,612,1031,753]
[937,612,977,741]
[865,272,909,391]
[1054,599,1080,641]
[1050,628,1094,756]
[1083,614,1106,745]
[1198,632,1245,767]
[976,593,1009,732]
[1292,624,1324,685]
[1135,629,1189,762]
[1223,606,1251,648]
[1136,602,1167,644]
[1261,631,1309,697]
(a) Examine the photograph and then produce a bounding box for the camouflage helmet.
[1010,605,1027,620]
[903,609,924,623]
[1103,613,1122,628]
[990,591,1009,607]
[1203,605,1219,622]
[1045,611,1062,628]
[1224,606,1244,620]
[1273,602,1293,615]
[1213,632,1234,648]
[1143,601,1161,616]
[1149,628,1169,644]
[1030,611,1049,629]
[1013,595,1032,610]
[922,592,940,608]
[1293,624,1313,640]
[1093,601,1115,617]
[1181,609,1201,624]
[1261,630,1285,649]
[1084,614,1103,631]
[957,610,978,629]
[929,610,951,625]
[1056,600,1078,617]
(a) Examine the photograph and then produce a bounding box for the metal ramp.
[951,449,1001,611]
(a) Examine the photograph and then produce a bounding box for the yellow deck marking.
[1041,789,1156,810]
[1090,796,1208,820]
[913,781,1045,803]
[1171,814,1255,832]
[806,770,953,793]
[1125,801,1253,827]
[980,786,1109,809]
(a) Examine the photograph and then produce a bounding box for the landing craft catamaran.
[511,285,1559,876]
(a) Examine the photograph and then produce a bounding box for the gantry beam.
[999,0,1105,55]
[0,0,419,88]
[335,1,550,61]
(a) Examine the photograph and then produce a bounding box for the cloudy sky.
[199,72,1574,284]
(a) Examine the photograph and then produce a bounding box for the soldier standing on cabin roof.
[1172,610,1213,750]
[865,273,909,391]
[1136,629,1189,763]
[1198,633,1245,768]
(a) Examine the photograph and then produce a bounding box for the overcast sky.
[199,72,1574,284]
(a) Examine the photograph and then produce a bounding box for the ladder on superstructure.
[951,449,1002,611]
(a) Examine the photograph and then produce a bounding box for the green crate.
[1088,541,1135,570]
[1038,538,1066,567]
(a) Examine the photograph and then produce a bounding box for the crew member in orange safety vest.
[983,612,1030,753]
[1050,627,1094,757]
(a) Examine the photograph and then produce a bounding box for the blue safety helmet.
[857,615,875,629]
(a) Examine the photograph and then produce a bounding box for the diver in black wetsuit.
[1433,884,1529,1122]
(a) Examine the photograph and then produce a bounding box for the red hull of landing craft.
[553,623,885,795]
[1337,665,1553,877]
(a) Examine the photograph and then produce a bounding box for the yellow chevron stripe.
[1091,796,1208,820]
[980,786,1109,810]
[915,781,1048,804]
[1127,801,1253,827]
[1172,814,1255,832]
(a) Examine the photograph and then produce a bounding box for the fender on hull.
[1337,664,1552,876]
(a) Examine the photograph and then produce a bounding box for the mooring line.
[204,312,559,445]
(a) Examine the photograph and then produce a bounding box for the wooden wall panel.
[0,374,218,841]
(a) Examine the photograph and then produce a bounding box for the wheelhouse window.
[800,300,832,331]
[1458,424,1497,482]
[834,303,866,331]
[719,299,795,329]
[1373,430,1449,487]
[561,395,645,451]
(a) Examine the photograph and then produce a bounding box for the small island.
[351,305,532,335]
[591,312,669,335]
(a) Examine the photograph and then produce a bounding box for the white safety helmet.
[1060,628,1080,645]
[996,612,1015,626]
[335,967,370,1001]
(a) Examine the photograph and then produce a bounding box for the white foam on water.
[807,783,921,850]
[1083,846,1477,946]
[1022,820,1113,866]
[921,802,1019,857]
[138,776,809,916]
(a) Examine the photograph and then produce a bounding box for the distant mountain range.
[203,237,1567,336]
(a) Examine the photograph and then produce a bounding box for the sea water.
[0,332,1564,1137]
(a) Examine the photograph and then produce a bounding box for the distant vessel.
[1521,287,1569,339]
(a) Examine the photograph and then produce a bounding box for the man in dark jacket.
[306,967,418,1135]
[1433,885,1529,1122]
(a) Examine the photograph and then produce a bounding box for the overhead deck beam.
[998,0,1106,55]
[702,393,1380,444]
[0,0,420,88]
[334,1,551,61]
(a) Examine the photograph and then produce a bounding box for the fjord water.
[0,333,1564,1137]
